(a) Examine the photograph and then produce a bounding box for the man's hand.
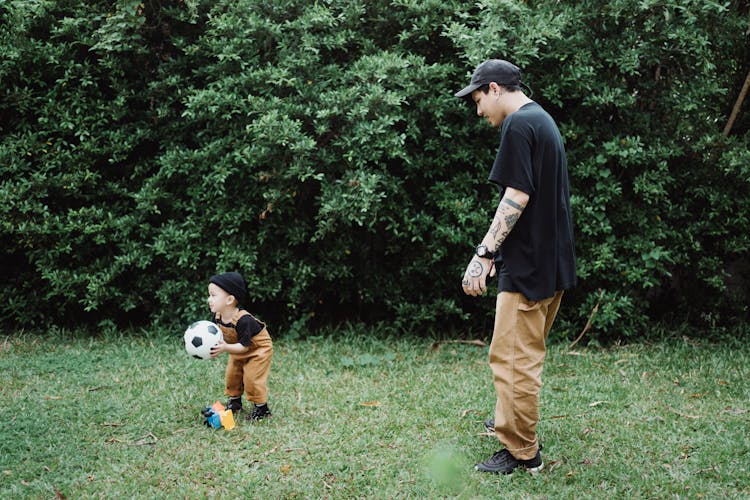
[462,187,526,297]
[462,256,496,296]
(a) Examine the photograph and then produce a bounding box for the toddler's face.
[207,283,231,313]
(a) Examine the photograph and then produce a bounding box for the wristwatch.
[475,244,496,260]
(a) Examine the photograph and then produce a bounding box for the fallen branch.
[665,405,701,419]
[569,289,604,348]
[131,433,159,446]
[460,408,481,418]
[430,339,487,351]
[723,68,750,137]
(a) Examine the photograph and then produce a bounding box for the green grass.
[1,328,748,498]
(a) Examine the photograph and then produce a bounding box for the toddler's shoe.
[247,403,272,421]
[224,397,243,413]
[484,419,495,434]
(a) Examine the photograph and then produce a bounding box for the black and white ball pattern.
[184,321,223,360]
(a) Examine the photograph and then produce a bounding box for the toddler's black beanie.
[209,272,248,307]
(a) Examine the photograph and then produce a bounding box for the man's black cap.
[454,59,531,98]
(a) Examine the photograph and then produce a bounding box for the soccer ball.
[184,321,223,360]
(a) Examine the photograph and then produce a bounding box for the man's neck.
[504,92,533,115]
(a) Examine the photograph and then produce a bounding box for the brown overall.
[216,310,273,404]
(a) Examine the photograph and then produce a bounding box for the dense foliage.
[2,0,748,340]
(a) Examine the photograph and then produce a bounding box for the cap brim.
[454,83,480,98]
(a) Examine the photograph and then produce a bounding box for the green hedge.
[2,0,748,339]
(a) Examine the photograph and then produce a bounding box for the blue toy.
[201,406,222,428]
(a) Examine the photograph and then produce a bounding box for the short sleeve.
[488,114,535,195]
[235,314,264,346]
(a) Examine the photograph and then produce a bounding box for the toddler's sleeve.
[235,315,264,346]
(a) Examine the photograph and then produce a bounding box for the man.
[454,59,577,474]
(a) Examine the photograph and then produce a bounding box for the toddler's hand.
[210,340,226,358]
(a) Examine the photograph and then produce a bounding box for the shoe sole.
[526,462,544,475]
[474,462,544,475]
[246,414,272,421]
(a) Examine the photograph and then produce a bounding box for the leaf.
[546,460,563,472]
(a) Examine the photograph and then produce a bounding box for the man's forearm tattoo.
[502,198,524,210]
[488,197,525,248]
[489,219,508,242]
[504,212,520,229]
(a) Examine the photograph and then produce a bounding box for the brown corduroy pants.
[489,291,563,460]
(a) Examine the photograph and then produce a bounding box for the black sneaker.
[475,449,544,474]
[484,419,495,434]
[247,404,272,421]
[224,397,243,413]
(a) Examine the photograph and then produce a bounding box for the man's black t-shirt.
[488,102,577,301]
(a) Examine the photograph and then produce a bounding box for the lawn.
[1,327,748,498]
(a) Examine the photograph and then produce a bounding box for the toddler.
[207,271,273,420]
